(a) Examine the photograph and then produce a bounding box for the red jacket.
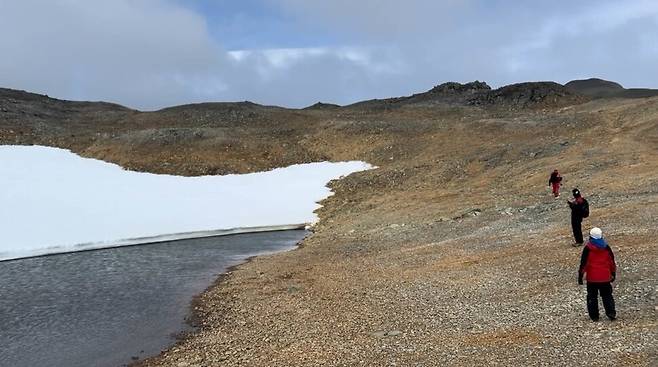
[579,240,616,283]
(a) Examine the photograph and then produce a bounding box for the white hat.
[590,227,603,239]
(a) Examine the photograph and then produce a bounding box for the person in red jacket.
[548,169,562,198]
[578,227,617,321]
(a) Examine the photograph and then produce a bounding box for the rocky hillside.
[0,88,135,149]
[1,80,657,366]
[0,80,589,174]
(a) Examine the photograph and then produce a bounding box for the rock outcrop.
[468,81,589,109]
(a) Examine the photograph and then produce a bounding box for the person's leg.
[572,217,584,244]
[571,217,578,242]
[586,282,600,321]
[571,217,583,244]
[600,282,616,320]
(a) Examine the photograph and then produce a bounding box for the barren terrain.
[1,81,656,366]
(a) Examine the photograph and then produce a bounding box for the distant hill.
[347,81,586,110]
[565,78,658,99]
[303,102,341,110]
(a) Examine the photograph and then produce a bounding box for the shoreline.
[184,228,312,331]
[0,224,307,262]
[130,229,311,367]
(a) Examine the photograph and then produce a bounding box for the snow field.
[0,145,372,260]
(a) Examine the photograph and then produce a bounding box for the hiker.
[548,169,563,198]
[567,188,589,246]
[578,227,617,321]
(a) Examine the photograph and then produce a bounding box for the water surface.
[0,230,306,367]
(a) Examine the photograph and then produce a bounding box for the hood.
[588,237,608,249]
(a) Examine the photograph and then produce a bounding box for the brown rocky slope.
[1,82,657,366]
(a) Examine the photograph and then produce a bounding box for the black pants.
[586,282,616,320]
[571,216,583,244]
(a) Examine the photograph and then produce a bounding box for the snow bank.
[0,145,372,261]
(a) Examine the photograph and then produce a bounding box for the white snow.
[0,145,372,261]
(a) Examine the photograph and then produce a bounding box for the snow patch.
[0,145,372,261]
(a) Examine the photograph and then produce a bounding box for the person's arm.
[607,246,617,281]
[578,246,589,284]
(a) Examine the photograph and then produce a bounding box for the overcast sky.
[1,0,657,110]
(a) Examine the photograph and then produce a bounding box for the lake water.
[0,230,307,367]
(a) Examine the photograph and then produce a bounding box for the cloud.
[270,0,474,41]
[266,0,658,97]
[0,0,227,109]
[222,45,412,107]
[1,0,657,109]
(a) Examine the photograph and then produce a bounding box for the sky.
[0,0,657,110]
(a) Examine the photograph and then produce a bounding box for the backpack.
[581,199,589,218]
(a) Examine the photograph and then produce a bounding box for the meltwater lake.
[0,230,307,367]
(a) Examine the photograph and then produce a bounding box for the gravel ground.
[131,98,657,367]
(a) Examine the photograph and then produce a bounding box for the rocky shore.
[2,82,657,366]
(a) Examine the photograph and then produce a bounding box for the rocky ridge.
[345,80,585,110]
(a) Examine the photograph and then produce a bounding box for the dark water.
[0,230,306,367]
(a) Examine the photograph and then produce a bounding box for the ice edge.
[0,224,307,262]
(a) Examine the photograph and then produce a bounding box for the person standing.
[548,169,563,198]
[567,188,589,246]
[578,227,617,321]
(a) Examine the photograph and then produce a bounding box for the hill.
[1,82,657,366]
[566,78,658,99]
